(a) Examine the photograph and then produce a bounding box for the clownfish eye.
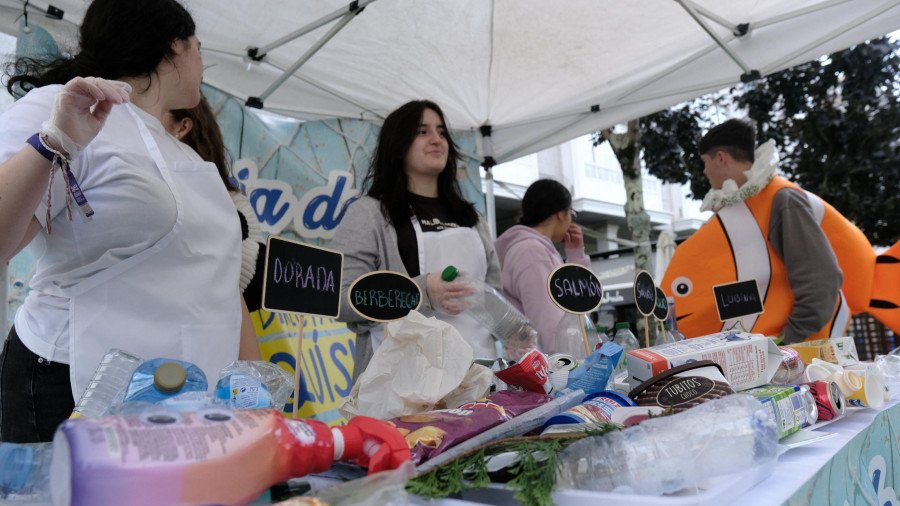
[672,277,693,297]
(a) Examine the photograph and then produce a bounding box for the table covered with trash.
[3,322,899,506]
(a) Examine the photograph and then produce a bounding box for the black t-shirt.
[395,193,462,277]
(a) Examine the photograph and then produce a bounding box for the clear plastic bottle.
[72,348,144,418]
[0,442,52,501]
[653,322,682,347]
[441,265,539,361]
[610,322,639,374]
[666,297,687,341]
[556,394,779,496]
[215,373,272,409]
[553,313,603,360]
[123,358,208,404]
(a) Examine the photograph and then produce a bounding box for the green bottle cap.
[441,265,459,281]
[615,322,630,330]
[154,362,187,394]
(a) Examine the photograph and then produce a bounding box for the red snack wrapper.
[494,349,552,394]
[388,389,553,465]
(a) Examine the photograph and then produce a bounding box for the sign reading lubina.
[548,263,603,314]
[262,235,344,317]
[348,271,422,322]
[713,279,764,322]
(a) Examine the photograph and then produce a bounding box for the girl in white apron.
[0,0,257,443]
[331,100,502,384]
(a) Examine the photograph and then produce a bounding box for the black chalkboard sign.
[713,279,764,321]
[547,263,603,314]
[633,270,656,316]
[261,235,343,317]
[348,271,422,322]
[653,287,669,321]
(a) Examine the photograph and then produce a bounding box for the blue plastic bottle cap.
[154,362,187,394]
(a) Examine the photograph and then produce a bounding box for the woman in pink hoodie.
[494,179,591,354]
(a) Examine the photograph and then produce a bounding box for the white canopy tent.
[3,0,899,162]
[2,0,899,231]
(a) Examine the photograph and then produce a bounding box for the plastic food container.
[628,360,734,413]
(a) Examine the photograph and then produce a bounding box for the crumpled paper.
[339,310,492,420]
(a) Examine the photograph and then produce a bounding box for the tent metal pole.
[675,0,753,75]
[248,0,375,59]
[0,263,6,337]
[254,11,358,104]
[479,125,497,241]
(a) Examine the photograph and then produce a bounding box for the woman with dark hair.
[331,100,501,383]
[0,0,257,442]
[494,178,590,354]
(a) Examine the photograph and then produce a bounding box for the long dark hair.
[363,100,478,227]
[6,0,195,96]
[170,96,238,192]
[519,178,572,227]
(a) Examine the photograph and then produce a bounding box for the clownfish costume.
[662,142,900,341]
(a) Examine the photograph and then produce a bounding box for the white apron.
[64,105,241,400]
[372,217,495,358]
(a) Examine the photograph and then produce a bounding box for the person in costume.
[495,178,590,354]
[0,0,258,443]
[331,100,501,384]
[662,119,900,343]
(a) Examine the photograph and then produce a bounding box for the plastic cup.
[846,365,886,409]
[802,363,833,383]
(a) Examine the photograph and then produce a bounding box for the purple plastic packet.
[388,389,553,465]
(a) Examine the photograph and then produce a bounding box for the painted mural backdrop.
[6,83,483,426]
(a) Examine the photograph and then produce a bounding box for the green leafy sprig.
[407,422,621,506]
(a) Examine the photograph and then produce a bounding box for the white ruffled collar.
[700,140,778,212]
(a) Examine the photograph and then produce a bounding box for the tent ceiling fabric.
[4,0,900,163]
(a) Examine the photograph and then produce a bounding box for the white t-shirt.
[0,85,208,363]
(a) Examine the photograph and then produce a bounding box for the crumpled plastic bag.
[339,310,492,420]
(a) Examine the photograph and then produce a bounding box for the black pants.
[0,326,74,442]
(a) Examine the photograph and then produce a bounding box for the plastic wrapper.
[217,360,295,410]
[388,389,553,465]
[556,394,779,496]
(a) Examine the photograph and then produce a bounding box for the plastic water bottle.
[124,358,208,404]
[0,442,52,501]
[666,297,687,341]
[553,313,603,360]
[215,372,272,409]
[610,322,639,374]
[556,394,779,496]
[72,348,144,418]
[441,265,539,361]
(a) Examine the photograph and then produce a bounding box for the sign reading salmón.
[547,263,603,314]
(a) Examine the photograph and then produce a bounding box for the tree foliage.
[639,36,900,245]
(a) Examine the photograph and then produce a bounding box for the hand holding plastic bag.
[43,77,131,158]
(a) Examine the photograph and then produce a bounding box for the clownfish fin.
[867,240,900,334]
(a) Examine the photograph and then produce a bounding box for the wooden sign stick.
[643,316,650,348]
[293,315,304,419]
[659,321,666,343]
[579,316,590,357]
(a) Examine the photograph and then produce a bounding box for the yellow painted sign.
[251,309,355,426]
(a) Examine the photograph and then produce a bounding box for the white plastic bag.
[339,310,491,420]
